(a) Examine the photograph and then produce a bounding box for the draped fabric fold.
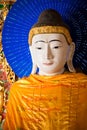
[3,73,87,130]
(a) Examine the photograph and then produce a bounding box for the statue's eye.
[36,47,42,50]
[53,46,61,49]
[53,46,60,49]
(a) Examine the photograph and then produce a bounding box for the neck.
[38,68,65,76]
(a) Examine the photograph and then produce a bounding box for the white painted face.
[31,33,70,76]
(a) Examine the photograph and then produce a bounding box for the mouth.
[43,62,53,66]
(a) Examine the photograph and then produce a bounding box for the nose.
[44,45,53,60]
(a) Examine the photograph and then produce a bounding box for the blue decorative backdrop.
[2,0,87,77]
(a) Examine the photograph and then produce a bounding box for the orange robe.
[3,73,87,130]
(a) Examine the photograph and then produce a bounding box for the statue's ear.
[29,46,37,74]
[67,42,76,73]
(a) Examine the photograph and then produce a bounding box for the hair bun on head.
[33,9,69,29]
[29,9,72,45]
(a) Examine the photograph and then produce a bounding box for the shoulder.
[9,76,32,91]
[10,74,40,89]
[69,72,87,79]
[62,72,87,85]
[64,72,87,78]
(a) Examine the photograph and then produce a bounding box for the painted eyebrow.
[35,40,45,43]
[34,39,62,43]
[49,39,62,43]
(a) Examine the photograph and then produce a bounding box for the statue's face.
[31,33,70,75]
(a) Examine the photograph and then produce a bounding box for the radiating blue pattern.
[2,0,87,77]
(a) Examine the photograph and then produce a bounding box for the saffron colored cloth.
[3,73,87,130]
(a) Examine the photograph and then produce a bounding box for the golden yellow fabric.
[3,73,87,130]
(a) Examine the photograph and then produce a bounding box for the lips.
[43,62,53,65]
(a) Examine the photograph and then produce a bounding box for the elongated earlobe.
[31,64,37,74]
[67,42,76,73]
[29,46,37,74]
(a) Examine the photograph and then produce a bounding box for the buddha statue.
[3,9,87,130]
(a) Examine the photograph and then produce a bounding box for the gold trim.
[29,26,72,45]
[0,0,16,4]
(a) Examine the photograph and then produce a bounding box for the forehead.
[32,33,67,43]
